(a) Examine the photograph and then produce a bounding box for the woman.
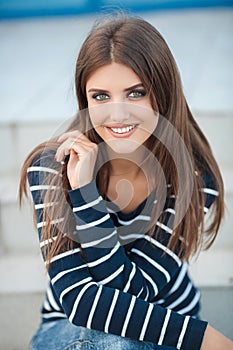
[19,15,233,350]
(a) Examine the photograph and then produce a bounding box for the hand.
[55,130,98,189]
[201,324,233,350]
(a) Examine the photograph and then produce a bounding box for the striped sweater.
[27,151,218,350]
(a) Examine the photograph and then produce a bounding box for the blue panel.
[104,0,233,11]
[0,0,232,19]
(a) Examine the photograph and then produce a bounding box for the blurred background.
[0,1,233,349]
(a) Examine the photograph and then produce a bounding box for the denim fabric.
[30,319,174,350]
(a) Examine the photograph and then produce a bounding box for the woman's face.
[86,62,158,153]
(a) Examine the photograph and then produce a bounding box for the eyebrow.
[87,83,144,94]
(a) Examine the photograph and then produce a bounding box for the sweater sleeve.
[27,154,209,350]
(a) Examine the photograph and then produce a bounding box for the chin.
[106,139,142,155]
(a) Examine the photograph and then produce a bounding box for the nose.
[108,102,130,123]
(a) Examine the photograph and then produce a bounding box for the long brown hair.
[19,14,224,264]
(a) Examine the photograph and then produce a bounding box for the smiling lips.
[106,124,137,138]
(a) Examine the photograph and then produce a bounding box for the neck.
[106,146,147,177]
[109,159,141,177]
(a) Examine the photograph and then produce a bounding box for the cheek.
[88,104,110,127]
[144,110,159,132]
[134,106,159,134]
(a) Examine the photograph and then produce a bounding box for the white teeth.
[110,125,135,134]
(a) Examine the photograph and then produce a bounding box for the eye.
[128,89,146,99]
[92,93,110,101]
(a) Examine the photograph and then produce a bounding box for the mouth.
[106,124,138,138]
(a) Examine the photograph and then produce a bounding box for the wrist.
[70,178,92,190]
[68,181,100,207]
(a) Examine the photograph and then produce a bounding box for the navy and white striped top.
[27,151,218,350]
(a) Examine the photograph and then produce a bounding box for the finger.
[69,148,79,164]
[57,130,83,143]
[70,138,96,150]
[55,138,75,162]
[57,131,79,142]
[67,149,80,188]
[55,138,91,162]
[70,141,93,157]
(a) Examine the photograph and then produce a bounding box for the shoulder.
[200,171,218,194]
[201,172,216,189]
[27,149,62,187]
[200,171,219,209]
[28,149,57,168]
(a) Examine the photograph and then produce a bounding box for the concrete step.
[0,254,47,294]
[0,120,59,177]
[0,292,43,350]
[195,112,233,171]
[0,175,38,254]
[189,247,233,286]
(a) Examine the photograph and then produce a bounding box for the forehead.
[86,62,142,89]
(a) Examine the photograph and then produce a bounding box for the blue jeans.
[30,319,174,350]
